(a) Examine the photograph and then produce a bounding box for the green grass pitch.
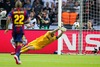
[0,54,100,67]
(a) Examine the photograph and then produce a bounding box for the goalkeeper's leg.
[20,45,29,53]
[20,45,34,53]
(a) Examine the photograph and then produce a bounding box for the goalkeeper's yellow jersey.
[28,31,57,50]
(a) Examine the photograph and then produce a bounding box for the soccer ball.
[0,11,7,18]
[73,22,80,29]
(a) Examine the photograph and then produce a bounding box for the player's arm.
[24,17,30,24]
[4,12,12,33]
[6,17,11,29]
[4,17,11,33]
[24,10,30,24]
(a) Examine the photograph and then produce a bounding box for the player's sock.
[20,47,29,53]
[15,45,22,60]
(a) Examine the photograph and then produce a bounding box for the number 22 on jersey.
[14,14,24,25]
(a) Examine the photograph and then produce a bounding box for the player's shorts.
[10,37,27,48]
[12,33,24,43]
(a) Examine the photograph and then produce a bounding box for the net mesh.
[82,0,100,54]
[61,0,100,54]
[83,0,100,30]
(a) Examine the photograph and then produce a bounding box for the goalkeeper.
[20,27,66,53]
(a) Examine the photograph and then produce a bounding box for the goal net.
[82,0,100,54]
[58,0,100,55]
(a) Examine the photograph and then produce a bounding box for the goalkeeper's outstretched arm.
[50,27,66,39]
[56,31,64,39]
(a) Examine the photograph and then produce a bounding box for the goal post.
[57,0,62,55]
[79,0,83,54]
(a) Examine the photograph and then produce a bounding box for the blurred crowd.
[0,0,100,30]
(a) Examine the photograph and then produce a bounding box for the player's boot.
[14,55,21,64]
[11,52,15,55]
